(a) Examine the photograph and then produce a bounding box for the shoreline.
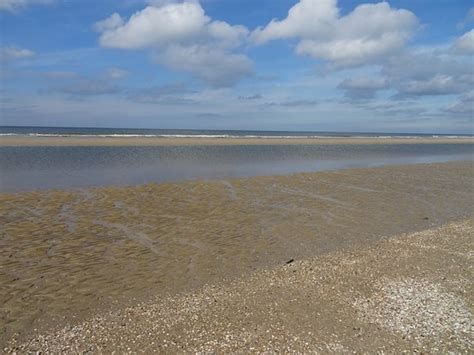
[1,161,473,346]
[7,219,473,353]
[1,136,473,147]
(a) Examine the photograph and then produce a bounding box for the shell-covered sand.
[1,161,473,349]
[6,220,473,353]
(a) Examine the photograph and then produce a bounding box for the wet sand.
[7,219,473,353]
[1,136,473,147]
[1,161,473,348]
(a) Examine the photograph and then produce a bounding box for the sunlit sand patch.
[353,278,473,343]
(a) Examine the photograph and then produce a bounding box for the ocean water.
[0,142,473,192]
[0,126,471,139]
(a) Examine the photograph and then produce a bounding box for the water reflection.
[0,144,472,192]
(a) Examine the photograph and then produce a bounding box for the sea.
[0,126,470,139]
[0,126,473,192]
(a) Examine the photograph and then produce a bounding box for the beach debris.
[285,258,295,265]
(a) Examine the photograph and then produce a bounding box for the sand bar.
[1,136,473,146]
[6,219,473,353]
[0,161,473,346]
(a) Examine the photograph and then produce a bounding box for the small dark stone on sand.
[285,259,294,264]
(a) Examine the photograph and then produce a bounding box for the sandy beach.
[1,161,473,350]
[1,136,473,147]
[6,219,473,353]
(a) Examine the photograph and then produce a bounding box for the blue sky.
[1,0,473,133]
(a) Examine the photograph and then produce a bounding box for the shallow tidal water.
[0,143,473,192]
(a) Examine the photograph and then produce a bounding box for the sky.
[0,0,473,133]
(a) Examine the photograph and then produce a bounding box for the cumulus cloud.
[95,0,251,87]
[93,13,124,32]
[97,2,246,50]
[251,0,338,43]
[0,0,53,11]
[251,0,419,68]
[0,46,35,61]
[154,45,252,87]
[338,76,389,99]
[335,29,473,116]
[452,29,474,55]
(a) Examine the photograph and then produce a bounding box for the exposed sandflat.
[7,220,473,353]
[1,161,473,347]
[1,136,473,147]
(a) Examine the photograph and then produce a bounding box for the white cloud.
[95,0,251,87]
[98,3,208,49]
[0,46,35,61]
[154,44,252,87]
[251,0,338,43]
[0,0,53,12]
[93,13,124,32]
[251,0,419,68]
[382,50,472,98]
[452,30,474,55]
[97,1,248,49]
